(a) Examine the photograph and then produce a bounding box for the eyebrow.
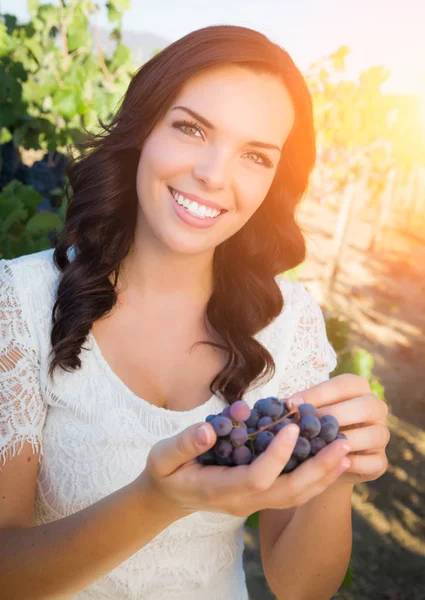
[171,105,282,153]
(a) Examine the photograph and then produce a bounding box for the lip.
[169,187,225,229]
[168,186,227,213]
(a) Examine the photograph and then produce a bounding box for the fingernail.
[282,424,299,443]
[342,444,351,453]
[287,396,304,410]
[340,458,351,470]
[196,424,209,446]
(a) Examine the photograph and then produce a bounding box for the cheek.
[139,131,195,185]
[237,176,274,215]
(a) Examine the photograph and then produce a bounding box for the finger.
[285,373,372,409]
[194,424,300,499]
[149,422,216,478]
[261,439,350,508]
[342,424,390,452]
[345,452,388,478]
[297,456,351,505]
[246,424,300,490]
[316,395,387,427]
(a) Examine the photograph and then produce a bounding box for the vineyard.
[1,1,425,599]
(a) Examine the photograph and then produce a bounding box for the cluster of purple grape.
[197,397,346,473]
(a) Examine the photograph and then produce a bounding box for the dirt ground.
[242,198,425,600]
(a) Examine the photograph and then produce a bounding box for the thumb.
[149,422,216,478]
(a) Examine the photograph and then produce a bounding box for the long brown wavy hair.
[49,24,316,405]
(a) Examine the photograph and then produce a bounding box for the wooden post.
[369,168,398,252]
[406,167,418,230]
[410,166,425,235]
[324,180,358,301]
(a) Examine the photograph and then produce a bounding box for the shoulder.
[0,248,60,292]
[274,273,322,315]
[0,249,61,346]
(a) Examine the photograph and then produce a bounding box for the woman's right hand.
[138,420,352,519]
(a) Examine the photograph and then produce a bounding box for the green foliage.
[0,0,136,154]
[0,0,140,258]
[245,511,259,529]
[0,179,64,258]
[325,315,387,403]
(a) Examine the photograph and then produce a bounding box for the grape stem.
[247,407,299,440]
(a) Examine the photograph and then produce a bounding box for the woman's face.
[135,64,295,256]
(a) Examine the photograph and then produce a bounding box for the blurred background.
[0,1,424,598]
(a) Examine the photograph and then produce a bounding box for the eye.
[244,152,274,169]
[172,119,205,140]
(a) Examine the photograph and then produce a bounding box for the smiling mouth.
[168,186,224,219]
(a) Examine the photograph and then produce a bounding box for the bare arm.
[262,481,354,600]
[0,474,184,600]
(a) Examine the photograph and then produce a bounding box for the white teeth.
[170,188,221,219]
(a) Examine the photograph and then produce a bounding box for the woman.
[0,24,389,600]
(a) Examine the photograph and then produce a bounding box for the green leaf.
[3,14,18,34]
[245,511,259,529]
[341,563,353,588]
[28,0,41,15]
[67,23,91,53]
[24,38,44,63]
[370,379,386,402]
[0,105,16,128]
[0,71,22,103]
[0,127,12,143]
[109,41,131,72]
[352,349,374,380]
[25,211,63,235]
[53,88,79,119]
[111,0,132,10]
[0,208,28,232]
[107,4,122,23]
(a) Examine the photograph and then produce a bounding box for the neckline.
[87,330,222,416]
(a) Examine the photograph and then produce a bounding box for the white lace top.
[0,248,337,600]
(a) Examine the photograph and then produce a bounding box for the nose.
[192,147,231,191]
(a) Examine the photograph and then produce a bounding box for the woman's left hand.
[286,373,390,485]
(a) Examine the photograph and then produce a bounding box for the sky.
[1,0,425,95]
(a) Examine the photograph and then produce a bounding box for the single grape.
[258,416,274,429]
[197,449,217,465]
[293,436,311,461]
[250,454,259,464]
[261,397,284,418]
[245,409,261,429]
[230,427,249,447]
[254,430,275,453]
[232,445,252,465]
[336,432,347,440]
[211,415,233,437]
[221,406,232,419]
[298,403,317,418]
[319,415,339,428]
[299,415,321,440]
[310,437,327,455]
[281,456,299,473]
[319,421,339,443]
[247,427,257,435]
[239,421,248,431]
[253,398,269,414]
[229,400,251,422]
[272,419,291,435]
[215,439,233,458]
[206,414,216,423]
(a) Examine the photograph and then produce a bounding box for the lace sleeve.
[277,282,338,399]
[0,259,47,470]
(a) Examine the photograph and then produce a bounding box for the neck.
[116,233,216,308]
